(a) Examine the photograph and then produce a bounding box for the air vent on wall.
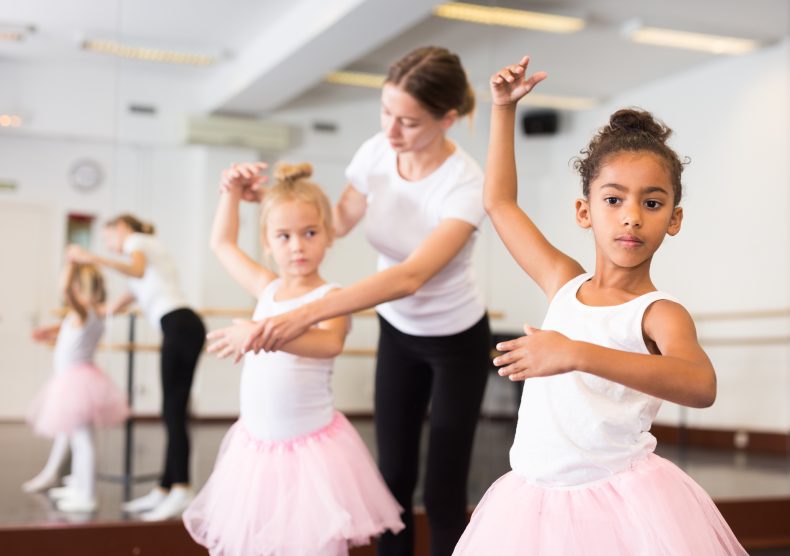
[187,115,292,151]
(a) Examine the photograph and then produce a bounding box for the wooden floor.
[1,418,789,554]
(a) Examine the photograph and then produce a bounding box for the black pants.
[159,308,205,489]
[375,314,491,556]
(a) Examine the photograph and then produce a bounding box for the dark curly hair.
[573,108,686,206]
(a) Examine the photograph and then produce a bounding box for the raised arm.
[59,260,87,322]
[210,162,277,298]
[487,56,584,299]
[333,184,367,238]
[67,243,146,279]
[239,217,476,353]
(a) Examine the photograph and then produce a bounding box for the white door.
[0,201,56,419]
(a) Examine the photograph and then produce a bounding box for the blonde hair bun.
[274,162,313,183]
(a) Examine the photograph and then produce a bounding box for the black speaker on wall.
[522,109,559,136]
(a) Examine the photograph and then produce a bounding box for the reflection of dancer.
[214,47,491,556]
[24,258,129,513]
[186,162,403,556]
[454,56,745,555]
[68,214,205,521]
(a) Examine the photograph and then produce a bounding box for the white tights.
[69,426,95,499]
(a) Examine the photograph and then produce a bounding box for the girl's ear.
[575,198,592,229]
[667,206,683,236]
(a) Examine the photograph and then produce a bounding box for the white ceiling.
[1,0,788,115]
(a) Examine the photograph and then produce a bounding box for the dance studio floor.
[2,417,790,554]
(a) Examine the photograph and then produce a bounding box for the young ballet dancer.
[183,162,403,555]
[453,56,746,555]
[24,257,130,513]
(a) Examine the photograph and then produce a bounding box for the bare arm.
[210,162,276,298]
[106,291,136,315]
[495,301,716,408]
[333,184,367,238]
[67,243,146,279]
[59,261,87,322]
[243,218,477,353]
[487,56,584,299]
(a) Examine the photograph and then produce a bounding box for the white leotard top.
[53,310,104,375]
[239,280,340,441]
[510,273,680,487]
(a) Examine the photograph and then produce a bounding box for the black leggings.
[375,314,491,556]
[159,308,205,489]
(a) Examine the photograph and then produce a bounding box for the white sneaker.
[140,487,194,521]
[48,486,79,500]
[57,495,98,513]
[122,487,168,513]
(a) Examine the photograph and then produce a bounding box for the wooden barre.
[53,308,506,320]
[99,343,378,357]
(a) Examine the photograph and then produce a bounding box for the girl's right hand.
[220,162,269,203]
[490,55,547,106]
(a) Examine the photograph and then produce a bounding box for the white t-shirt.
[123,233,188,328]
[345,132,486,336]
[241,279,338,441]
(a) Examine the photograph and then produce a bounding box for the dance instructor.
[69,214,205,521]
[222,46,491,555]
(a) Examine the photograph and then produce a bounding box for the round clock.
[69,159,103,191]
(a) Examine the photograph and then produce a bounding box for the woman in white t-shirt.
[211,47,491,556]
[69,214,205,521]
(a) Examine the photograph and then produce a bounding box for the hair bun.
[274,162,313,183]
[608,108,671,143]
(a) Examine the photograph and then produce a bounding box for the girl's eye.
[277,233,289,241]
[645,200,661,209]
[604,197,620,205]
[305,229,317,238]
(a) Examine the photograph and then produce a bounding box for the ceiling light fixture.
[325,71,598,111]
[434,2,585,33]
[325,71,385,88]
[0,23,35,42]
[624,22,760,55]
[81,38,219,66]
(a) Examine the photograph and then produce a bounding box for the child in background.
[183,162,403,556]
[453,56,745,555]
[24,257,130,513]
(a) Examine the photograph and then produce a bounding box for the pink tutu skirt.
[454,454,746,556]
[183,411,404,556]
[27,363,130,437]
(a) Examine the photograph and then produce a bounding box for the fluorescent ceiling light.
[627,25,760,55]
[325,71,598,111]
[521,93,598,111]
[325,71,385,88]
[434,2,584,33]
[81,38,219,66]
[0,23,35,41]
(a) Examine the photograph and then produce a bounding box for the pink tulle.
[183,412,404,556]
[454,454,746,556]
[27,363,130,437]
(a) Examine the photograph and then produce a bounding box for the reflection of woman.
[69,214,205,521]
[216,47,491,556]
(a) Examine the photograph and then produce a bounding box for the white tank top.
[239,280,339,441]
[509,273,680,487]
[53,310,104,375]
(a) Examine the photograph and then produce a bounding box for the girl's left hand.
[206,319,259,363]
[494,324,577,381]
[66,244,94,264]
[243,308,312,354]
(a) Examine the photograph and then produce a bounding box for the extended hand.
[66,244,95,264]
[490,55,547,106]
[243,308,312,354]
[220,162,269,203]
[206,319,260,363]
[493,324,576,381]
